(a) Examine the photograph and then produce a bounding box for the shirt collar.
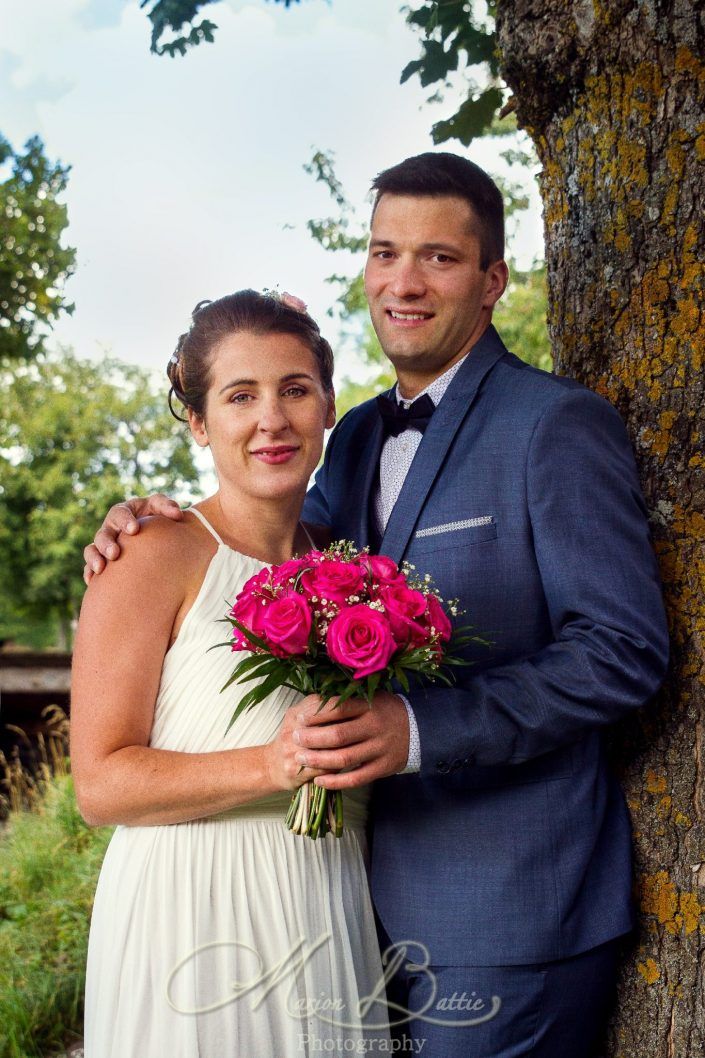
[394,353,468,409]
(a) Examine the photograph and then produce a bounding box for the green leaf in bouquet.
[228,617,272,653]
[225,688,264,730]
[327,680,362,710]
[246,666,291,702]
[229,652,276,677]
[224,665,293,730]
[283,669,308,695]
[207,633,244,652]
[393,662,411,693]
[232,658,287,686]
[311,668,344,702]
[364,671,381,705]
[219,663,259,695]
[219,654,275,694]
[427,670,454,687]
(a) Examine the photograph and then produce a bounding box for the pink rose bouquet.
[214,541,480,839]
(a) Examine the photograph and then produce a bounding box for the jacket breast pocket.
[412,516,498,551]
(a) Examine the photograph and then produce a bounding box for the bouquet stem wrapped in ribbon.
[214,541,479,839]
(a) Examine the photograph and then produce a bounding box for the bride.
[70,290,390,1057]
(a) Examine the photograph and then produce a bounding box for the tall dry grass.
[0,708,112,1058]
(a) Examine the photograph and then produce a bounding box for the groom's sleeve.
[408,387,670,775]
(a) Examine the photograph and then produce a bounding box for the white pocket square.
[415,516,494,539]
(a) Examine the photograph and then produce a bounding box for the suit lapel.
[379,326,507,564]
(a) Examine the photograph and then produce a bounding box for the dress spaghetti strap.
[187,505,316,554]
[185,507,225,546]
[300,522,318,552]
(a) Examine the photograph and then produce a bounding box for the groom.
[85,153,668,1056]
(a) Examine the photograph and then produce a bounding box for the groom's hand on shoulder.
[83,494,184,585]
[292,692,410,788]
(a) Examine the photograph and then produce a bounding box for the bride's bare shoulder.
[92,513,210,592]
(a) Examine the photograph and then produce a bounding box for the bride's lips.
[385,308,435,327]
[250,445,300,465]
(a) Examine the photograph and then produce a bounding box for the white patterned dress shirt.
[373,354,469,774]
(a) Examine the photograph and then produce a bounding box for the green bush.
[0,774,112,1058]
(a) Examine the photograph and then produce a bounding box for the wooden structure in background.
[0,652,71,748]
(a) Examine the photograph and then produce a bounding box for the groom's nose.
[388,256,426,299]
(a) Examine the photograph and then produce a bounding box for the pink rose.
[326,604,397,678]
[270,557,307,588]
[230,594,270,651]
[261,591,312,656]
[358,553,406,588]
[421,594,453,644]
[300,560,365,605]
[379,583,430,647]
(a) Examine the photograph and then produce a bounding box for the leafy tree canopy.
[0,352,199,647]
[141,0,303,56]
[401,0,505,145]
[138,1,507,145]
[0,135,76,363]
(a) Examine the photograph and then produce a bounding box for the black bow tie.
[376,392,435,438]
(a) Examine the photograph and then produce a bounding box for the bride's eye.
[229,392,253,404]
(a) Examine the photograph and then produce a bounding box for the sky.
[1,0,544,382]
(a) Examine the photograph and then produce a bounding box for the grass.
[0,711,113,1058]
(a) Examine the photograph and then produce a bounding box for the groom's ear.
[187,408,209,448]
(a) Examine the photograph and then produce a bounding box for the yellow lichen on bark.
[695,123,705,161]
[638,873,705,936]
[636,957,661,984]
[675,44,702,77]
[646,770,668,794]
[679,892,703,935]
[652,506,705,666]
[639,871,679,926]
[640,412,679,461]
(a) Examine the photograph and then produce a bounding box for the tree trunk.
[495,2,705,1054]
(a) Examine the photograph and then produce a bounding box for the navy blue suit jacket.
[303,324,668,966]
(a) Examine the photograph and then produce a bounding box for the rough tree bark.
[495,1,705,1054]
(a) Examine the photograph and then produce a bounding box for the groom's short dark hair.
[370,152,505,271]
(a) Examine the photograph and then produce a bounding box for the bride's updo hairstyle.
[166,289,334,423]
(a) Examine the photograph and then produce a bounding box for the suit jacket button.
[436,760,449,774]
[451,759,462,772]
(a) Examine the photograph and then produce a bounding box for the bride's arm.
[70,520,314,827]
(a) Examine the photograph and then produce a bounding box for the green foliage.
[0,351,199,647]
[304,151,369,255]
[141,0,303,56]
[0,774,112,1058]
[0,135,76,363]
[402,1,506,145]
[495,262,551,371]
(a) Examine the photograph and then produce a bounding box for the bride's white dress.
[83,509,389,1057]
